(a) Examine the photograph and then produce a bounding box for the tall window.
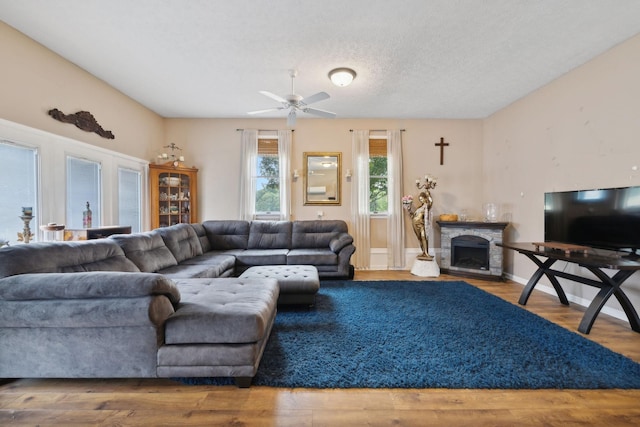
[0,141,37,244]
[118,167,142,233]
[255,137,280,215]
[369,138,388,213]
[67,156,101,228]
[240,129,291,220]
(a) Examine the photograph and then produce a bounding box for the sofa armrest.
[0,272,180,304]
[329,233,354,253]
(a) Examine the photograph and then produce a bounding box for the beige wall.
[0,22,163,161]
[165,117,484,251]
[483,33,640,316]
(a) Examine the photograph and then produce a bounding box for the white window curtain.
[239,129,258,220]
[387,130,405,269]
[277,129,292,220]
[351,130,371,269]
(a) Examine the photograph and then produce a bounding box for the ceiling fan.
[248,69,336,126]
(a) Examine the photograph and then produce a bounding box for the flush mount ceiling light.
[328,68,356,87]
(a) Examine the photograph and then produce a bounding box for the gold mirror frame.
[303,152,341,205]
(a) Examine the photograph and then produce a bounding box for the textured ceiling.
[2,0,640,120]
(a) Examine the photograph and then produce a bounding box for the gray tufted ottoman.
[239,265,320,306]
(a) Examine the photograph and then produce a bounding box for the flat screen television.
[544,186,640,257]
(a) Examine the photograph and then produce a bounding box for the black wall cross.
[434,137,449,165]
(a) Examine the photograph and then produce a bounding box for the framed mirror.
[303,152,341,205]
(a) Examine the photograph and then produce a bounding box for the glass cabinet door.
[150,164,198,229]
[158,172,192,227]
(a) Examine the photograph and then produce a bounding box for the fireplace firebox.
[452,235,490,270]
[437,221,508,281]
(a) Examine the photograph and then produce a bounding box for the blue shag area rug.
[177,280,640,389]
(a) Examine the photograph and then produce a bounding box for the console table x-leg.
[499,242,640,335]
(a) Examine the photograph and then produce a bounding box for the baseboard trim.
[504,273,627,323]
[370,247,440,270]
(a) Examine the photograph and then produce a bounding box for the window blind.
[369,139,387,157]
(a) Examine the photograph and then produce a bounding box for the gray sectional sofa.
[0,220,355,387]
[198,219,355,278]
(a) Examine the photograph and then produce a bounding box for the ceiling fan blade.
[300,91,330,106]
[303,107,337,119]
[287,109,296,127]
[247,107,284,115]
[259,90,288,104]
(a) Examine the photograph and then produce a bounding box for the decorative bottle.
[83,201,92,228]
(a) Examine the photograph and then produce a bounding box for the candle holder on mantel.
[17,214,35,244]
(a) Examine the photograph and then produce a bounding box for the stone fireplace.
[437,221,508,281]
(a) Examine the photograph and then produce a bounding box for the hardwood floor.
[2,270,640,426]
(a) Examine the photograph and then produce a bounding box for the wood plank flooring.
[2,270,640,426]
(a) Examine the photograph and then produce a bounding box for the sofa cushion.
[0,271,179,303]
[157,223,203,263]
[189,223,211,252]
[157,260,234,279]
[329,233,354,253]
[110,231,178,272]
[235,249,289,267]
[248,220,292,249]
[166,277,279,344]
[287,248,338,266]
[202,220,250,250]
[0,240,140,278]
[179,252,236,266]
[157,264,219,279]
[0,272,179,328]
[292,220,349,249]
[178,253,236,277]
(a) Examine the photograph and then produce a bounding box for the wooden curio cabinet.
[149,162,198,229]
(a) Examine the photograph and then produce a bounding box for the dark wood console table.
[497,241,640,334]
[63,225,132,241]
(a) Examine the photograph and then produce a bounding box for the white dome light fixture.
[328,67,356,87]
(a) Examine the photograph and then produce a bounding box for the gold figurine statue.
[404,175,437,261]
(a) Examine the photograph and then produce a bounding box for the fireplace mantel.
[437,221,508,281]
[436,221,509,230]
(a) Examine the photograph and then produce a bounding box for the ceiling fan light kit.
[248,69,337,127]
[328,67,356,87]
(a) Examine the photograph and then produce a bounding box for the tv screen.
[544,186,640,256]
